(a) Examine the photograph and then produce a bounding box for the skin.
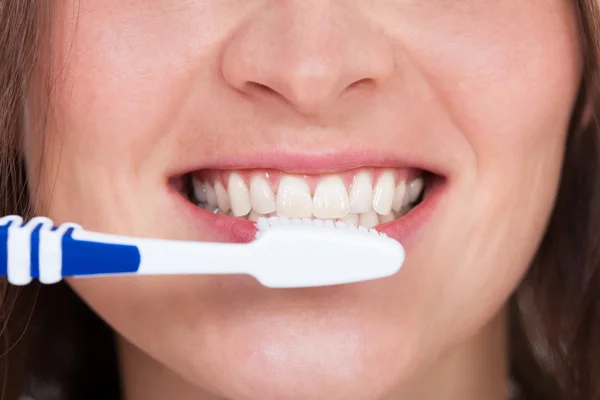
[25,1,581,399]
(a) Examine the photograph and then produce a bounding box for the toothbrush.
[0,215,405,288]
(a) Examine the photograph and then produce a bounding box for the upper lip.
[170,149,448,177]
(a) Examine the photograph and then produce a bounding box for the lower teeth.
[197,204,415,228]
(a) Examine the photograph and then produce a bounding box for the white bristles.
[255,216,391,240]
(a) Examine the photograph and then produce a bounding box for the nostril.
[247,81,274,93]
[240,74,379,116]
[346,78,375,91]
[244,81,286,101]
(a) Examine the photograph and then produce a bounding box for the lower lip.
[173,177,445,248]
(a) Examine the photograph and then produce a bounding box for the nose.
[221,2,395,116]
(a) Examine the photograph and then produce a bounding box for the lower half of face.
[26,1,581,399]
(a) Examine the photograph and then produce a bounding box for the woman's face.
[26,1,581,399]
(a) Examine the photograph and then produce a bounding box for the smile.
[171,152,446,245]
[185,168,427,228]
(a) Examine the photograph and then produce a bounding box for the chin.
[173,304,418,400]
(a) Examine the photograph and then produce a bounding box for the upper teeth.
[191,170,425,227]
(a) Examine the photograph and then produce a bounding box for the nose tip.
[221,5,395,116]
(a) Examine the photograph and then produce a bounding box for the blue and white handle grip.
[0,215,250,286]
[0,215,405,288]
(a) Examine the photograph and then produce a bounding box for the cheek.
[387,2,581,162]
[427,1,579,245]
[27,2,221,228]
[401,1,581,343]
[428,8,580,162]
[45,2,216,173]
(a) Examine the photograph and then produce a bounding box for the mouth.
[172,159,445,244]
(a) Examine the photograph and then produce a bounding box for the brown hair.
[1,1,600,399]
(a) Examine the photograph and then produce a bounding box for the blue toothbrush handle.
[0,216,142,285]
[61,229,141,277]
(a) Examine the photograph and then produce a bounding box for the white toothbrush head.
[252,217,405,288]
